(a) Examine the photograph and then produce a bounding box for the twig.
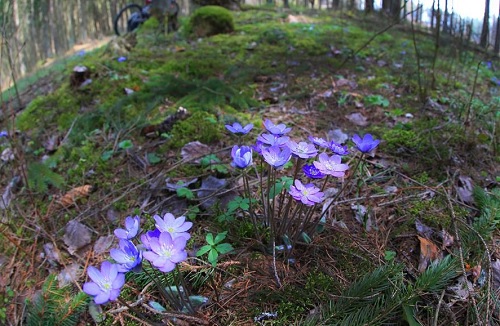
[433,289,446,326]
[442,185,483,325]
[141,303,210,325]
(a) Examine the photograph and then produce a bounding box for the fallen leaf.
[197,176,227,210]
[58,263,81,287]
[439,229,454,248]
[57,185,93,208]
[43,242,62,266]
[457,175,474,204]
[328,128,349,144]
[63,220,92,255]
[417,236,442,273]
[415,219,434,238]
[0,176,21,211]
[181,141,211,163]
[1,148,14,162]
[346,112,368,126]
[93,235,115,255]
[492,258,500,290]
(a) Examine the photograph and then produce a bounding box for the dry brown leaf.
[417,236,442,273]
[58,185,93,208]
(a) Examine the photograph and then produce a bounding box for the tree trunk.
[391,0,401,20]
[365,0,373,13]
[480,0,490,48]
[495,1,500,52]
[430,0,435,29]
[443,0,448,33]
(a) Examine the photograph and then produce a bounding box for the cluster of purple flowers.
[227,119,381,208]
[83,214,192,305]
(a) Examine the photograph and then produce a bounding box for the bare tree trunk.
[443,0,448,33]
[430,0,435,29]
[480,0,490,48]
[495,1,500,53]
[365,0,373,13]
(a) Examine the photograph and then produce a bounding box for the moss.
[382,128,421,153]
[169,111,222,148]
[187,6,234,38]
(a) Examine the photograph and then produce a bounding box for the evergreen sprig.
[25,274,88,326]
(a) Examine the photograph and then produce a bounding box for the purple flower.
[257,133,290,147]
[140,228,161,250]
[231,145,253,169]
[303,164,325,179]
[262,146,292,168]
[308,136,329,148]
[328,141,349,156]
[225,122,253,135]
[154,213,192,240]
[289,180,324,206]
[117,56,127,62]
[143,231,187,273]
[352,134,380,153]
[110,239,142,273]
[114,216,140,240]
[253,141,267,155]
[287,141,318,159]
[313,153,349,178]
[263,119,292,135]
[0,130,8,138]
[83,261,125,304]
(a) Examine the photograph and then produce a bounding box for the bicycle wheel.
[114,4,146,36]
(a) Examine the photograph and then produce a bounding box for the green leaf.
[208,249,219,265]
[176,187,194,200]
[213,164,228,174]
[200,154,220,167]
[300,232,312,244]
[147,152,162,164]
[149,301,167,312]
[206,233,215,245]
[118,139,133,149]
[196,245,212,257]
[188,295,209,309]
[214,231,228,244]
[384,250,396,261]
[215,243,233,254]
[101,150,114,161]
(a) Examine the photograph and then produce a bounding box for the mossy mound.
[187,6,234,38]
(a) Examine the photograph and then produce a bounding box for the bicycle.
[114,0,180,36]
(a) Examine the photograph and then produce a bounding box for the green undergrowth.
[2,5,499,325]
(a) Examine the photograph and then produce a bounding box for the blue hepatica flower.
[302,163,325,179]
[154,213,192,240]
[114,216,140,240]
[225,122,253,135]
[117,56,127,62]
[263,119,292,136]
[262,145,292,168]
[491,77,500,86]
[287,141,318,159]
[328,141,349,156]
[257,133,290,147]
[140,228,161,250]
[0,130,8,138]
[308,136,329,148]
[352,134,380,154]
[313,153,349,178]
[231,145,253,169]
[110,239,142,273]
[83,261,125,304]
[143,231,188,273]
[289,180,324,206]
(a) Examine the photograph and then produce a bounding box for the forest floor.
[0,6,499,326]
